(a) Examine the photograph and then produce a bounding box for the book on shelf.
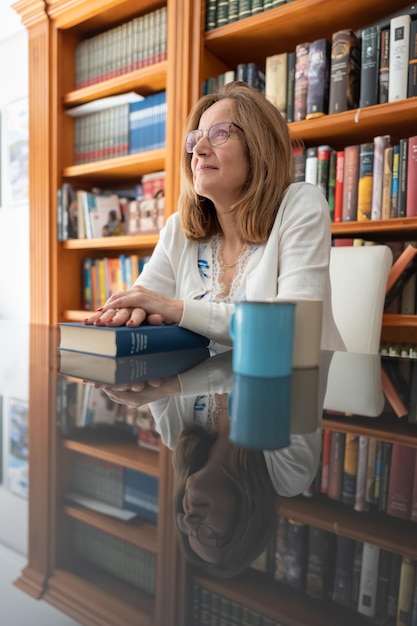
[334,150,345,222]
[397,557,416,626]
[354,435,370,512]
[328,29,361,114]
[332,534,355,606]
[265,52,288,118]
[375,549,392,622]
[320,428,332,494]
[381,144,394,220]
[286,51,296,123]
[58,323,210,358]
[294,42,310,121]
[58,345,210,385]
[350,541,363,608]
[316,145,333,200]
[378,441,393,512]
[285,518,308,589]
[408,18,417,97]
[356,142,374,221]
[273,515,289,583]
[398,138,409,217]
[359,25,380,108]
[305,147,318,185]
[306,38,330,119]
[292,145,306,182]
[327,431,345,501]
[386,443,416,519]
[371,134,391,220]
[388,13,411,102]
[378,27,390,104]
[388,553,403,622]
[357,542,380,618]
[391,143,401,217]
[406,135,417,217]
[341,144,360,222]
[365,437,378,506]
[341,433,359,506]
[385,243,417,307]
[327,149,337,221]
[305,525,335,600]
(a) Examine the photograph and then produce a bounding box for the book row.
[56,377,160,450]
[74,6,167,88]
[191,583,284,626]
[293,135,417,224]
[317,431,417,523]
[82,254,150,311]
[58,172,165,242]
[71,451,159,523]
[73,90,166,164]
[203,10,417,122]
[270,515,417,624]
[72,519,156,594]
[202,62,265,96]
[205,0,293,30]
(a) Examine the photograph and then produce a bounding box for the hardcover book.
[294,42,310,121]
[386,443,416,519]
[328,29,360,115]
[371,134,391,220]
[341,144,360,222]
[408,18,417,97]
[334,150,345,222]
[406,135,417,217]
[357,542,380,618]
[359,25,380,108]
[286,51,296,123]
[357,142,374,221]
[389,13,411,102]
[397,138,408,217]
[59,323,210,358]
[378,28,390,104]
[265,52,288,118]
[306,38,330,119]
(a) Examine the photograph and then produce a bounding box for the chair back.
[329,245,393,354]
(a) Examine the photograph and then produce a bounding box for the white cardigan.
[136,182,345,351]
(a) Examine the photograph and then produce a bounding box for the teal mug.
[228,373,292,450]
[230,301,295,377]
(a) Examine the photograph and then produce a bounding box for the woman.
[85,80,344,354]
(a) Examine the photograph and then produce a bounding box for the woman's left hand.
[84,285,184,327]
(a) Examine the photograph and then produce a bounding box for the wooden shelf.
[63,149,166,185]
[194,569,370,626]
[332,216,417,240]
[43,567,154,626]
[62,233,159,250]
[280,495,417,560]
[323,413,417,446]
[64,503,158,552]
[204,0,413,67]
[63,439,160,475]
[64,62,168,107]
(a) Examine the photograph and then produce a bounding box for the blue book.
[59,322,210,357]
[123,468,158,523]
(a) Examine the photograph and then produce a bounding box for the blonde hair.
[179,81,293,244]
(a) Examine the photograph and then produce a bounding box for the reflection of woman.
[173,395,278,578]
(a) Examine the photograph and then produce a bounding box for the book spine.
[359,25,380,107]
[342,144,359,221]
[408,18,417,97]
[371,134,391,220]
[381,145,393,220]
[316,145,332,199]
[389,14,411,102]
[327,431,345,501]
[357,542,380,618]
[410,450,417,522]
[397,558,416,626]
[391,144,400,218]
[375,549,392,622]
[386,443,416,519]
[327,149,336,221]
[357,142,374,221]
[398,137,409,217]
[265,53,288,117]
[334,150,344,222]
[328,29,360,114]
[274,515,289,582]
[306,526,334,600]
[354,435,370,512]
[292,145,306,182]
[294,42,310,121]
[305,146,318,186]
[332,535,355,605]
[388,553,403,622]
[306,38,330,119]
[320,428,332,493]
[379,27,390,104]
[406,136,417,218]
[365,437,377,505]
[286,51,296,123]
[285,518,308,589]
[341,433,359,505]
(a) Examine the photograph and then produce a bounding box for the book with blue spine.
[59,322,210,358]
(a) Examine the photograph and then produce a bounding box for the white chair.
[329,244,393,355]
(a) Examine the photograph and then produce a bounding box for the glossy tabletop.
[1,321,416,626]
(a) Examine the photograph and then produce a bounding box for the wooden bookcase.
[12,0,417,625]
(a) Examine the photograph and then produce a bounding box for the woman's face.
[190,98,250,210]
[180,463,238,563]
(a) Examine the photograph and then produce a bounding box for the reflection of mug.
[229,373,291,450]
[274,298,323,368]
[230,301,295,377]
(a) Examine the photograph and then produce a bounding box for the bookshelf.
[12,0,417,624]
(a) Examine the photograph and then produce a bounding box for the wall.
[0,3,29,321]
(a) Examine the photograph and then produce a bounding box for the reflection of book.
[386,443,416,519]
[406,135,417,217]
[59,346,210,384]
[59,323,210,357]
[357,542,380,618]
[397,557,416,626]
[385,243,417,307]
[332,535,354,605]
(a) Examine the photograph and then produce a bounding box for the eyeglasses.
[185,121,244,154]
[177,513,226,549]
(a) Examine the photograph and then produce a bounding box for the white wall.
[0,3,29,321]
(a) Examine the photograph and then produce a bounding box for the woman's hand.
[84,285,184,327]
[97,375,182,407]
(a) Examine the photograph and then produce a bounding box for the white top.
[136,182,345,351]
